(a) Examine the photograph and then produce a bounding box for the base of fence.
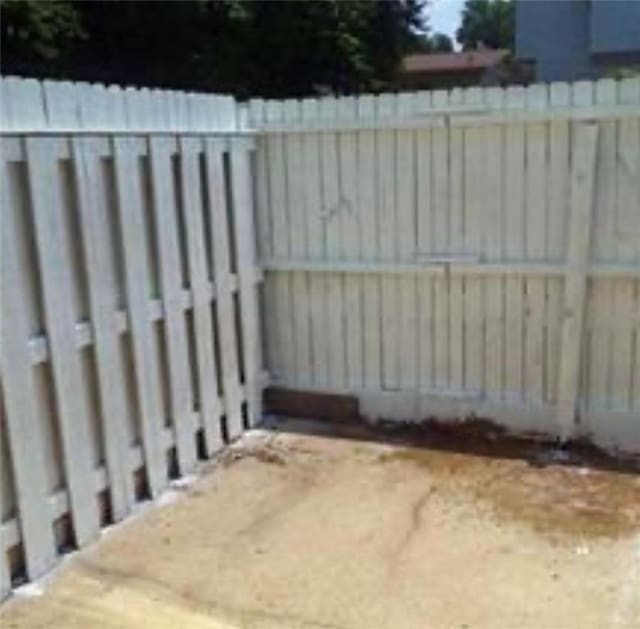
[264,385,640,456]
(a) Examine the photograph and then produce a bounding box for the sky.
[425,0,466,47]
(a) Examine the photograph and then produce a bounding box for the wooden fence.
[1,75,639,600]
[249,78,640,450]
[0,78,263,596]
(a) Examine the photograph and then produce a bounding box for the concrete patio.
[2,419,639,629]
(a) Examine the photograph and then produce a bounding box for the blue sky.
[425,0,466,47]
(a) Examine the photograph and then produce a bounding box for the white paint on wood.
[112,137,167,496]
[555,123,599,438]
[25,137,100,546]
[230,139,264,426]
[71,137,135,520]
[1,159,57,579]
[178,137,224,454]
[148,137,197,474]
[204,139,244,439]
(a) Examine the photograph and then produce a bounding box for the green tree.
[430,32,454,53]
[1,0,84,74]
[456,0,514,51]
[1,0,428,97]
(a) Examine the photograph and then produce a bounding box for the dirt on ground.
[2,418,639,629]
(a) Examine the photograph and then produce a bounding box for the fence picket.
[266,102,295,387]
[320,97,346,389]
[503,86,526,402]
[447,88,465,392]
[431,90,450,390]
[463,87,485,395]
[524,84,548,405]
[337,97,363,390]
[483,87,505,401]
[397,93,418,394]
[284,100,312,388]
[555,122,599,436]
[546,83,571,407]
[1,161,57,579]
[230,139,263,426]
[377,94,399,390]
[301,98,329,388]
[179,137,224,454]
[72,137,134,519]
[25,138,100,546]
[113,137,167,496]
[356,95,382,391]
[149,137,197,473]
[204,139,244,439]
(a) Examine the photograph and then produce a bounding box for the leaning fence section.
[249,77,640,450]
[0,79,263,597]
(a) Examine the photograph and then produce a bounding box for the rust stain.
[378,448,640,541]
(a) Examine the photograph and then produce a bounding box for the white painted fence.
[0,78,262,597]
[249,78,640,450]
[1,75,639,601]
[0,76,240,131]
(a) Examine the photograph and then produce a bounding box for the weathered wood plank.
[555,122,599,437]
[71,137,134,519]
[112,137,167,496]
[1,157,57,579]
[25,137,100,546]
[148,136,197,473]
[230,138,263,426]
[204,139,244,439]
[178,136,224,454]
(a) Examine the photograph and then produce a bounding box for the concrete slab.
[2,420,639,629]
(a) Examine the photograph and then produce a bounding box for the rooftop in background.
[398,49,511,90]
[402,49,509,74]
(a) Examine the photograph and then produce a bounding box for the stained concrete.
[2,419,639,629]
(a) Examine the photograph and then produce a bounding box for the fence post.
[555,122,599,439]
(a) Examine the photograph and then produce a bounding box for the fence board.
[149,137,197,473]
[301,99,329,388]
[204,139,244,439]
[546,83,571,406]
[337,97,363,390]
[1,162,57,579]
[377,94,399,390]
[415,91,434,391]
[179,137,224,454]
[524,85,548,405]
[25,138,100,546]
[320,98,346,390]
[71,137,134,519]
[230,139,263,426]
[356,95,381,391]
[113,137,167,496]
[284,101,311,388]
[556,123,599,437]
[266,102,294,387]
[431,90,450,390]
[463,87,485,395]
[484,87,505,401]
[447,88,465,393]
[397,93,418,392]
